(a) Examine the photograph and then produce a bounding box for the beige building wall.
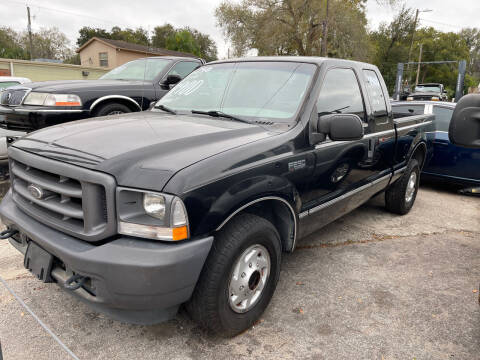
[79,39,164,69]
[0,58,108,81]
[79,41,118,69]
[116,50,156,66]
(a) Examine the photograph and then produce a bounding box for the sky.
[1,0,479,59]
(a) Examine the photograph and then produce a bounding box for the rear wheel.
[186,213,282,337]
[385,158,420,215]
[94,103,132,117]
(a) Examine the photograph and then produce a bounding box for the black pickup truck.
[0,57,432,336]
[0,56,202,131]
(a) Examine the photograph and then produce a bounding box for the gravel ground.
[0,183,479,360]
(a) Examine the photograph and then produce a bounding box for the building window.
[99,52,108,67]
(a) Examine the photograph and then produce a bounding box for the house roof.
[77,37,197,58]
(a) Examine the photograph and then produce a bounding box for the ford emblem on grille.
[27,184,44,200]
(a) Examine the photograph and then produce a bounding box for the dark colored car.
[407,83,448,102]
[0,57,431,336]
[0,56,202,131]
[392,100,480,190]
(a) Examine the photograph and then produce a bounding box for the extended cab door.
[299,66,394,237]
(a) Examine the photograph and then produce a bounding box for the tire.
[93,103,131,117]
[385,158,420,215]
[186,213,282,337]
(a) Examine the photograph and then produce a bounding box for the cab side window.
[167,61,201,79]
[316,68,365,121]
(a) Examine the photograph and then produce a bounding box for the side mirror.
[317,114,364,141]
[162,74,182,87]
[449,94,480,148]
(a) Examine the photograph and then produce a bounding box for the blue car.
[392,101,480,190]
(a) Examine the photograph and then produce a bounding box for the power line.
[419,18,464,30]
[7,0,130,28]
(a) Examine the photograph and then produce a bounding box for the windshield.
[100,58,171,81]
[415,85,441,93]
[157,61,317,123]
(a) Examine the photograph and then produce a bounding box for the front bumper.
[0,191,213,324]
[0,105,89,131]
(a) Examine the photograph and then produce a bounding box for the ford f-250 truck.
[0,57,432,336]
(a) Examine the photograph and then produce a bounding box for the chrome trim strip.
[314,129,396,149]
[89,95,141,111]
[364,129,395,139]
[397,121,432,132]
[215,196,298,251]
[14,109,84,113]
[305,173,392,216]
[393,166,407,175]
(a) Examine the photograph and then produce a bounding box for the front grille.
[9,148,117,242]
[0,88,29,106]
[413,95,436,101]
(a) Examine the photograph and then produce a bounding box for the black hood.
[12,111,277,191]
[20,79,150,93]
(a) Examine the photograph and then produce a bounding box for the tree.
[21,27,74,60]
[151,24,176,49]
[215,0,370,60]
[459,28,480,80]
[0,27,28,59]
[152,24,218,61]
[76,26,149,47]
[369,5,416,90]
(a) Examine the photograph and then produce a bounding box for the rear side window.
[363,69,387,116]
[432,106,453,132]
[316,68,365,121]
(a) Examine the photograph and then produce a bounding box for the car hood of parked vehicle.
[16,79,151,93]
[409,91,441,97]
[11,111,279,191]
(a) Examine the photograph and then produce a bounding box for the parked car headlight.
[431,96,439,101]
[406,96,414,101]
[24,92,82,106]
[117,188,189,241]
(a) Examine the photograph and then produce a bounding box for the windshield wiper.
[191,110,252,124]
[155,104,177,115]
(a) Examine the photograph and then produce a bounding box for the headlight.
[406,96,414,101]
[23,92,82,106]
[143,193,166,219]
[117,188,189,241]
[431,96,439,101]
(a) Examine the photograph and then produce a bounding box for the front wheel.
[94,102,132,117]
[186,213,282,337]
[385,158,420,215]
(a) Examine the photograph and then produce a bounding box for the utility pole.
[27,6,34,60]
[407,9,431,84]
[415,44,423,86]
[407,9,419,66]
[321,0,329,57]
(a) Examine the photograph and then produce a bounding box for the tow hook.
[0,228,18,239]
[64,274,89,291]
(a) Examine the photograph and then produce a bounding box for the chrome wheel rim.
[405,171,417,203]
[228,244,271,313]
[107,110,124,115]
